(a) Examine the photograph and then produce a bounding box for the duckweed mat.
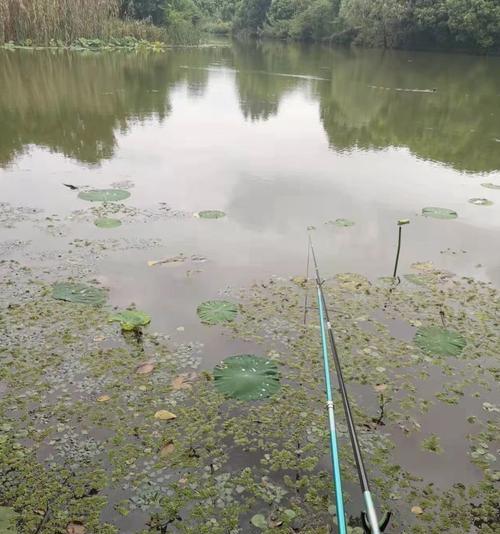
[0,255,498,533]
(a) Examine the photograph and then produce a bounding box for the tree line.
[1,0,499,50]
[122,0,500,52]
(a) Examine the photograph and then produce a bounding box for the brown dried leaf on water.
[147,255,186,267]
[96,395,111,402]
[171,372,197,390]
[160,441,175,457]
[154,410,176,421]
[374,384,388,393]
[67,522,85,534]
[411,506,423,515]
[135,361,155,375]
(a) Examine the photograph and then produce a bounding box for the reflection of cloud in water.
[226,172,362,234]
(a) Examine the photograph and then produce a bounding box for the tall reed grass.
[0,0,118,44]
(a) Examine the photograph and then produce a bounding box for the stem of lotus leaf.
[375,394,387,427]
[392,226,403,280]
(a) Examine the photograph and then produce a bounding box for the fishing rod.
[308,235,391,534]
[316,281,348,534]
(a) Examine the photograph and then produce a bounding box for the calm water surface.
[0,41,499,532]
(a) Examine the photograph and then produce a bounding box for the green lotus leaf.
[404,273,427,286]
[414,326,466,357]
[0,507,17,533]
[481,182,500,190]
[332,218,355,227]
[198,210,226,219]
[250,514,267,529]
[214,354,280,401]
[52,282,106,306]
[109,310,151,331]
[468,198,493,206]
[421,207,458,219]
[197,300,238,325]
[94,217,122,228]
[78,189,130,202]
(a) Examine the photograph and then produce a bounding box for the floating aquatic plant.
[197,300,238,325]
[422,207,458,219]
[326,218,355,227]
[109,310,151,331]
[94,217,121,228]
[421,435,444,454]
[335,218,355,227]
[468,198,493,206]
[213,354,280,401]
[52,282,106,306]
[197,210,226,219]
[78,189,130,202]
[480,183,500,190]
[413,326,466,357]
[0,507,17,533]
[250,514,267,529]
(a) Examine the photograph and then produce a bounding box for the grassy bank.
[0,0,169,47]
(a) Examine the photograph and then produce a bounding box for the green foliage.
[197,300,238,325]
[94,217,122,228]
[421,207,458,220]
[163,0,203,43]
[340,0,409,47]
[213,354,280,400]
[52,282,107,306]
[197,209,226,219]
[414,327,466,357]
[120,0,166,25]
[234,0,272,33]
[78,189,131,202]
[0,507,17,534]
[108,309,151,331]
[214,0,500,51]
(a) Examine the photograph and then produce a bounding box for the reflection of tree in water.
[230,41,313,122]
[0,49,213,167]
[2,44,499,174]
[317,49,500,173]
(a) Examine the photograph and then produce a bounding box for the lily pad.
[197,210,226,219]
[213,354,280,401]
[197,300,238,325]
[422,207,458,219]
[404,274,427,286]
[52,282,106,306]
[0,507,17,533]
[109,310,151,331]
[481,183,500,190]
[468,198,493,206]
[94,217,122,228]
[327,218,355,227]
[413,326,466,357]
[250,514,267,529]
[78,189,130,202]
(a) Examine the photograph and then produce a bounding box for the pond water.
[0,41,499,533]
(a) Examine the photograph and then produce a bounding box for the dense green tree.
[234,0,272,33]
[120,0,166,24]
[340,0,409,47]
